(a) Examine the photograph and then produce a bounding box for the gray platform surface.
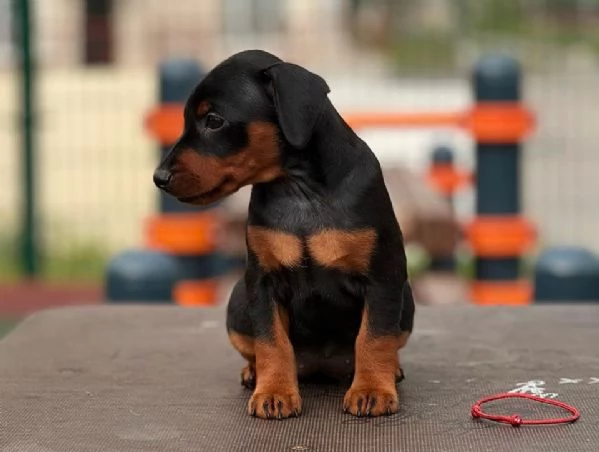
[1,304,598,452]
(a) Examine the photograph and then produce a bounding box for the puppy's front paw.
[343,386,398,417]
[248,389,302,419]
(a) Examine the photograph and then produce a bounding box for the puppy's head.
[153,49,330,205]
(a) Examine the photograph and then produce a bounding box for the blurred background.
[2,0,599,337]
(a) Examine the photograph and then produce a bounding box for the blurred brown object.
[382,166,460,257]
[412,272,470,306]
[383,166,467,306]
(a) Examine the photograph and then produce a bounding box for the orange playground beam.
[343,111,467,130]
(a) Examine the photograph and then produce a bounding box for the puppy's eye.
[205,113,225,130]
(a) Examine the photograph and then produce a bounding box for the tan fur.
[343,308,410,417]
[250,304,302,418]
[307,228,377,273]
[173,122,284,204]
[247,227,303,271]
[228,331,255,362]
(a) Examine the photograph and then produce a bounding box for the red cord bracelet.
[471,393,580,427]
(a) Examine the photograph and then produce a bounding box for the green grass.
[385,0,599,74]
[0,320,19,339]
[406,244,537,281]
[41,245,108,283]
[390,34,458,73]
[0,232,108,284]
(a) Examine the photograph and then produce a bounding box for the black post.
[473,55,521,283]
[13,0,39,277]
[428,144,457,272]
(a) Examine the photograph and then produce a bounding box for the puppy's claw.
[366,397,376,416]
[357,398,363,417]
[395,367,405,384]
[344,386,398,417]
[248,391,302,420]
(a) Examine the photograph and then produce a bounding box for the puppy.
[153,50,415,419]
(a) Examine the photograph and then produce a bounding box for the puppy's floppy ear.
[263,62,330,149]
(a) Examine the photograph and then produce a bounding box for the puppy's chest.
[246,226,377,274]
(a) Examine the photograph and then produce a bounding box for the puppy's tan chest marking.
[307,228,377,273]
[247,226,377,273]
[247,226,303,271]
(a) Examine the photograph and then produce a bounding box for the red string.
[471,393,580,427]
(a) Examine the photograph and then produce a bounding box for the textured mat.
[1,304,598,452]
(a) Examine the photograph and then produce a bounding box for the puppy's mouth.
[177,181,231,205]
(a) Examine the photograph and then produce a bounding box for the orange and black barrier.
[466,55,536,305]
[144,211,224,306]
[147,59,225,307]
[106,58,225,305]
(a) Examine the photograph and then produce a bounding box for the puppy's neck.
[251,100,372,204]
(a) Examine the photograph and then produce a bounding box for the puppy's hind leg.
[226,279,256,389]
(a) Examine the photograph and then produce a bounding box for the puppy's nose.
[153,169,172,189]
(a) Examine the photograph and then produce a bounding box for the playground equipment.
[106,59,227,306]
[534,246,599,302]
[105,250,179,302]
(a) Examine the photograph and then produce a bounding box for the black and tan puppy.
[153,50,415,419]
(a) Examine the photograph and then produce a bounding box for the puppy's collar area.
[253,172,326,207]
